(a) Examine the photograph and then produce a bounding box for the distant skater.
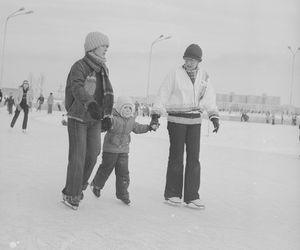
[36,94,44,111]
[10,80,33,132]
[47,93,54,114]
[4,93,15,114]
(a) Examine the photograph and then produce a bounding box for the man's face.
[184,57,199,70]
[94,44,109,58]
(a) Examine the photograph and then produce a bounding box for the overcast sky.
[0,0,300,106]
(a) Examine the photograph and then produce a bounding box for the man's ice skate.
[61,194,79,210]
[90,181,101,198]
[186,199,205,209]
[165,197,182,206]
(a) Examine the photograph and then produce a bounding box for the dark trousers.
[62,118,101,199]
[37,103,43,111]
[10,104,29,129]
[8,104,13,114]
[93,152,130,200]
[164,122,201,203]
[48,104,53,114]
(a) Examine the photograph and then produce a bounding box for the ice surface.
[0,108,299,250]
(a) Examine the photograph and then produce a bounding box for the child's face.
[121,105,133,118]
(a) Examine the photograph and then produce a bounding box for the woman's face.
[184,57,199,71]
[23,83,29,89]
[94,44,109,58]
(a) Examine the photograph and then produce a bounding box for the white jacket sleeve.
[200,78,219,120]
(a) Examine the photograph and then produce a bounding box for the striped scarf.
[83,52,114,116]
[183,64,198,84]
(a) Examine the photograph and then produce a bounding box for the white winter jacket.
[153,66,219,124]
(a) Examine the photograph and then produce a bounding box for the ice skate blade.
[61,200,78,210]
[185,203,205,210]
[164,200,183,207]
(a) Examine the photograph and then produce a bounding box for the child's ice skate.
[120,198,130,206]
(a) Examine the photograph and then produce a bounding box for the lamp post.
[0,8,34,88]
[287,46,300,106]
[146,34,171,104]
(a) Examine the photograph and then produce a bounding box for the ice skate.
[186,199,205,209]
[165,197,182,206]
[118,197,131,206]
[61,194,79,210]
[90,181,101,198]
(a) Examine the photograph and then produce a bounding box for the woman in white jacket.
[151,44,220,208]
[10,80,33,132]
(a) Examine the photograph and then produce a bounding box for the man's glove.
[150,114,160,125]
[149,124,159,131]
[211,118,220,133]
[149,114,160,132]
[101,116,113,132]
[87,102,102,120]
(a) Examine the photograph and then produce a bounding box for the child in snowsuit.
[90,96,158,205]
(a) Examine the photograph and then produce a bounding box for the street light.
[0,7,34,88]
[287,46,300,106]
[146,34,172,104]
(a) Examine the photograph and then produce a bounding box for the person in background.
[62,31,114,210]
[151,44,219,208]
[37,94,44,111]
[47,93,54,114]
[90,96,159,205]
[10,80,33,132]
[0,88,3,103]
[4,92,15,114]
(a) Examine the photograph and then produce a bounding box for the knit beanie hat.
[183,44,202,62]
[84,32,109,52]
[114,96,134,117]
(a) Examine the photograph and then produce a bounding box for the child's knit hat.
[183,44,202,62]
[84,32,109,52]
[115,96,134,117]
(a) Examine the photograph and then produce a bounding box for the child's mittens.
[101,116,113,132]
[150,113,160,125]
[149,113,160,131]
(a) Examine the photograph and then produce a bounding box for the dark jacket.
[103,109,150,153]
[65,57,112,122]
[5,96,15,107]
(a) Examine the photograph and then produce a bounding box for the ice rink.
[0,109,299,250]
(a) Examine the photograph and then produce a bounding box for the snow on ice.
[0,108,299,250]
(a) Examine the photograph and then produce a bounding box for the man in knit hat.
[151,44,220,208]
[62,31,114,210]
